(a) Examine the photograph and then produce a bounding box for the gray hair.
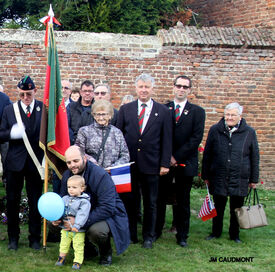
[61,80,72,89]
[224,102,243,115]
[94,84,111,93]
[120,94,135,106]
[135,73,155,87]
[92,99,114,119]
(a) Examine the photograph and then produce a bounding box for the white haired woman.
[202,102,259,243]
[75,100,129,168]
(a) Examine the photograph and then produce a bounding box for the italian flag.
[39,24,70,179]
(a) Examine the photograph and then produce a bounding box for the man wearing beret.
[0,76,44,250]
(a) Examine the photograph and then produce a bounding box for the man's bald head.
[65,146,86,174]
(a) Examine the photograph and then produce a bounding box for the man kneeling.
[60,145,130,266]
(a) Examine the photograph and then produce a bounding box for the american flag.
[198,194,217,221]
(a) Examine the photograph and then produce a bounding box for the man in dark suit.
[0,76,44,250]
[0,86,12,186]
[117,73,172,249]
[156,75,205,247]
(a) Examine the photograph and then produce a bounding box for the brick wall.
[190,0,275,28]
[0,26,274,188]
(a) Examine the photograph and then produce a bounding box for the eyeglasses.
[19,92,33,98]
[94,92,107,96]
[224,114,239,118]
[174,84,190,90]
[81,89,93,93]
[93,113,109,117]
[62,86,70,90]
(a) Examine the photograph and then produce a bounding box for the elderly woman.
[202,102,259,243]
[75,100,129,168]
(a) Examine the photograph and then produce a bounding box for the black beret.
[17,76,35,90]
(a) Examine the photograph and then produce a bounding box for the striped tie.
[138,103,146,133]
[175,104,180,122]
[26,105,31,118]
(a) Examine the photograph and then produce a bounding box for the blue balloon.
[38,192,64,221]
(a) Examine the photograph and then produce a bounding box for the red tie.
[138,104,146,133]
[175,105,180,122]
[26,105,31,118]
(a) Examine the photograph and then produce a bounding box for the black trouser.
[212,194,245,239]
[6,165,43,243]
[86,221,111,257]
[121,167,159,242]
[156,167,193,242]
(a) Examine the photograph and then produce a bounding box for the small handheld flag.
[198,185,217,221]
[108,163,133,193]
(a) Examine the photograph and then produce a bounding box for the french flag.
[109,163,132,193]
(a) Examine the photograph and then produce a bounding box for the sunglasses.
[19,92,33,98]
[93,113,109,117]
[174,84,190,90]
[94,92,107,96]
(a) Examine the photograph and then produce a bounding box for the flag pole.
[43,159,49,252]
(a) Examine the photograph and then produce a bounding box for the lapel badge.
[184,109,189,115]
[36,106,41,112]
[155,113,158,117]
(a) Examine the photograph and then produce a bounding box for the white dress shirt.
[21,99,35,115]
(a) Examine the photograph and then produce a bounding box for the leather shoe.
[177,240,188,247]
[29,241,41,250]
[8,239,18,250]
[205,234,217,241]
[232,238,242,243]
[99,254,112,266]
[142,240,153,249]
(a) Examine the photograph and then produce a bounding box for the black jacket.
[166,101,205,176]
[117,99,172,175]
[202,118,259,197]
[0,100,44,172]
[67,97,92,144]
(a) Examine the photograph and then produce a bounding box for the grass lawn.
[0,183,274,272]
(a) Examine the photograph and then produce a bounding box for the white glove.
[10,123,25,139]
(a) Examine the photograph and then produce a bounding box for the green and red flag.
[39,21,70,179]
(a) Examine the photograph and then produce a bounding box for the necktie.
[175,104,180,122]
[26,105,31,118]
[138,103,146,133]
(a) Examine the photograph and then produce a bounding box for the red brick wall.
[0,27,274,188]
[190,0,275,28]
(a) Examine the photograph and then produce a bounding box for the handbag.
[235,188,268,229]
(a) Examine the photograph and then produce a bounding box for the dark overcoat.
[202,118,259,197]
[60,161,130,255]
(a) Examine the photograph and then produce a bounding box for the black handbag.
[235,188,268,229]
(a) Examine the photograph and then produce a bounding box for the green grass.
[0,183,274,272]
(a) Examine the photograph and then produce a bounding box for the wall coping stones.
[0,25,274,59]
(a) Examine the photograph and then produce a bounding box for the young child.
[70,88,80,102]
[53,175,91,270]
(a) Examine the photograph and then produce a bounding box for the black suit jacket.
[0,100,44,172]
[117,99,172,175]
[166,101,205,176]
